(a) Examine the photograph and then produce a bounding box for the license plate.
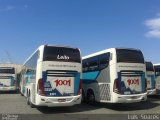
[130,96,138,99]
[58,99,66,102]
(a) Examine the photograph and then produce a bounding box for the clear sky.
[0,0,160,64]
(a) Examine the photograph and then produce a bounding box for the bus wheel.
[30,102,35,108]
[27,91,35,108]
[20,92,24,96]
[81,89,86,103]
[27,93,30,105]
[87,90,95,104]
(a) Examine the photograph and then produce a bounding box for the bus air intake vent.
[99,84,111,101]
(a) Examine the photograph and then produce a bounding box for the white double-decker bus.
[82,48,147,104]
[20,45,82,107]
[145,61,156,95]
[0,67,17,91]
[154,64,160,94]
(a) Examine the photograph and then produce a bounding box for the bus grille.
[99,84,111,101]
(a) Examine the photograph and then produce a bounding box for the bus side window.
[88,57,98,71]
[82,60,89,72]
[99,53,110,70]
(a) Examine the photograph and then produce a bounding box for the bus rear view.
[21,45,82,107]
[145,61,156,95]
[82,48,147,104]
[114,48,147,103]
[0,67,17,91]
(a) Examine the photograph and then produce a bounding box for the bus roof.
[145,61,153,64]
[82,47,141,60]
[153,63,160,66]
[23,44,80,65]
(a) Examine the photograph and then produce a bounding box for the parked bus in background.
[0,67,17,91]
[20,45,82,107]
[145,61,156,95]
[82,48,147,104]
[154,64,160,94]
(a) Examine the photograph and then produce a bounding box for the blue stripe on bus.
[82,71,100,81]
[82,80,97,84]
[74,73,80,95]
[141,72,146,92]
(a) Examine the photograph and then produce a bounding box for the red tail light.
[38,79,45,96]
[77,79,82,95]
[113,79,120,94]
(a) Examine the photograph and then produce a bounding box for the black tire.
[27,93,30,105]
[30,102,35,108]
[20,92,24,96]
[27,91,35,108]
[14,89,18,94]
[81,89,86,103]
[86,90,95,104]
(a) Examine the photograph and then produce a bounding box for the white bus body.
[145,61,156,95]
[0,67,17,91]
[82,48,147,103]
[154,64,160,94]
[20,45,82,107]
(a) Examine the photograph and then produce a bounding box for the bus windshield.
[145,62,154,71]
[116,49,144,63]
[0,67,15,74]
[43,46,81,63]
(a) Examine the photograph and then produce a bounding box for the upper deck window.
[145,62,154,71]
[43,46,81,63]
[116,49,144,63]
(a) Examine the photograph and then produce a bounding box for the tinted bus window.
[99,53,110,70]
[145,62,154,71]
[82,60,89,72]
[154,65,160,76]
[0,68,15,74]
[43,46,81,63]
[88,57,98,71]
[116,49,144,63]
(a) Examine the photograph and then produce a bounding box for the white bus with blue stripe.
[20,45,82,107]
[145,61,156,95]
[0,67,17,91]
[82,48,147,103]
[154,64,160,94]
